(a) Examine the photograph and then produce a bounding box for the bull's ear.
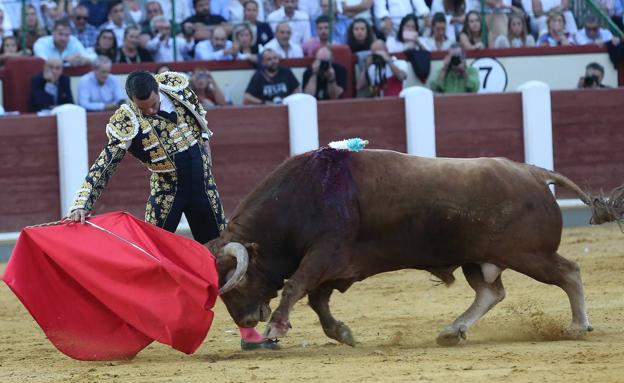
[244,242,260,256]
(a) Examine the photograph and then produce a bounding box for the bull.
[207,147,623,346]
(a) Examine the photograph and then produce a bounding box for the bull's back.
[349,150,562,266]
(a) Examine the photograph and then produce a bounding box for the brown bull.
[207,148,623,346]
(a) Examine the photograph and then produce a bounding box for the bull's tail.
[530,166,624,225]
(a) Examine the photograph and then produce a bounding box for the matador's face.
[133,91,160,116]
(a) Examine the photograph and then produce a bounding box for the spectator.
[266,0,311,45]
[123,0,145,25]
[341,0,375,20]
[78,56,125,111]
[0,35,20,67]
[40,0,71,32]
[183,0,229,41]
[0,8,12,41]
[244,0,273,50]
[70,4,98,49]
[530,0,577,36]
[100,1,128,47]
[79,0,110,27]
[574,14,613,46]
[537,9,574,46]
[30,57,74,112]
[465,0,518,47]
[298,0,322,20]
[424,12,454,51]
[157,0,194,24]
[34,18,95,66]
[92,29,118,62]
[610,0,624,32]
[233,22,259,64]
[577,62,608,89]
[190,68,228,108]
[225,0,265,22]
[429,42,479,93]
[302,15,332,57]
[494,12,536,47]
[243,48,300,104]
[347,18,376,53]
[118,25,154,63]
[387,14,430,53]
[146,15,194,62]
[263,21,303,58]
[141,1,164,35]
[302,46,347,100]
[373,0,431,32]
[356,39,408,97]
[14,5,47,52]
[318,0,350,44]
[195,26,239,60]
[458,10,486,50]
[429,0,465,41]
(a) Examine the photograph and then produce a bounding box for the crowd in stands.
[0,0,620,111]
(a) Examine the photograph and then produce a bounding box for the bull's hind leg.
[308,282,356,346]
[437,263,506,346]
[508,252,592,334]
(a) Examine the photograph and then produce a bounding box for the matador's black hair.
[125,70,159,100]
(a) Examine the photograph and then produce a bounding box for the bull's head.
[207,240,275,328]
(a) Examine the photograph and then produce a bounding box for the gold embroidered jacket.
[71,71,214,213]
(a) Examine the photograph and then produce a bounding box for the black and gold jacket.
[71,71,214,213]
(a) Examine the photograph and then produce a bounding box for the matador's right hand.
[69,208,89,223]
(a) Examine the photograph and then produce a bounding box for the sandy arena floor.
[1,224,623,382]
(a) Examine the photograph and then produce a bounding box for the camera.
[372,53,386,67]
[319,60,330,72]
[583,75,599,88]
[449,54,462,67]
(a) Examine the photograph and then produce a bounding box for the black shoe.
[240,339,281,351]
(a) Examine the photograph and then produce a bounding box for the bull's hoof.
[436,325,467,347]
[264,319,291,338]
[325,321,356,346]
[563,323,593,339]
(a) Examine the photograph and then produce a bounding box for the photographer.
[356,39,408,98]
[429,43,479,94]
[577,62,608,89]
[302,46,347,100]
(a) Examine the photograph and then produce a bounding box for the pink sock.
[239,327,265,342]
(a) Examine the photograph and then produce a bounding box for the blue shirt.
[78,71,125,111]
[33,35,96,63]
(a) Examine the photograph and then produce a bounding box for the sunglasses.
[75,16,88,20]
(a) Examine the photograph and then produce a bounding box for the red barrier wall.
[552,88,624,197]
[318,98,406,151]
[2,88,624,232]
[0,115,59,231]
[435,92,524,161]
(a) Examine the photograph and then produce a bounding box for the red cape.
[2,211,219,361]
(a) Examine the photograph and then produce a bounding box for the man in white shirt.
[146,15,194,62]
[263,21,304,58]
[78,56,125,111]
[195,26,239,60]
[266,0,311,45]
[99,1,128,47]
[575,15,614,46]
[373,0,430,31]
[34,18,96,66]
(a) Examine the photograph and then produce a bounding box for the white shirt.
[374,0,430,30]
[574,28,614,45]
[266,7,311,45]
[195,40,237,60]
[262,38,304,58]
[146,36,193,62]
[156,0,194,23]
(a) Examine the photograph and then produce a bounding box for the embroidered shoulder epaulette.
[156,71,189,92]
[106,104,140,149]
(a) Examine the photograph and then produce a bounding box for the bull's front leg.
[264,254,330,339]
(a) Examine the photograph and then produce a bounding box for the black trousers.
[161,144,219,244]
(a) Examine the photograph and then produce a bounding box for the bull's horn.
[219,242,249,295]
